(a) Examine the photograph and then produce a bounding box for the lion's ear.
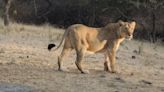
[118,20,124,26]
[129,21,136,28]
[130,21,136,26]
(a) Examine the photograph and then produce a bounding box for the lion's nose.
[128,33,131,36]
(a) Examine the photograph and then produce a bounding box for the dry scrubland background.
[0,18,164,92]
[0,0,164,40]
[0,0,164,92]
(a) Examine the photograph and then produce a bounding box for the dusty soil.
[0,23,164,92]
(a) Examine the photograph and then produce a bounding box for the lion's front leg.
[104,53,110,72]
[108,50,117,73]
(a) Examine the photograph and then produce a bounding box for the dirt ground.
[0,22,164,92]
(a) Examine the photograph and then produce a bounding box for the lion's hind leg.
[58,48,71,72]
[58,41,72,72]
[75,47,89,74]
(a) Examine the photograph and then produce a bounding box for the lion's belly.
[87,40,107,53]
[85,51,95,54]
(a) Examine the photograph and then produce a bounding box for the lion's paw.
[81,70,90,74]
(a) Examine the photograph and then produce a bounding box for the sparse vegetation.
[0,0,164,41]
[0,17,163,92]
[0,0,163,92]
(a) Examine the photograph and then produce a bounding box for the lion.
[49,20,136,74]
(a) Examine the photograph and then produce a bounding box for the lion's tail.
[48,29,69,51]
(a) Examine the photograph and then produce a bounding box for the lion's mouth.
[126,35,133,40]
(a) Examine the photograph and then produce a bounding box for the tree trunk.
[152,12,156,43]
[4,0,12,26]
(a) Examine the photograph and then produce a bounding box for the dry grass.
[0,18,65,66]
[0,18,163,92]
[0,18,64,42]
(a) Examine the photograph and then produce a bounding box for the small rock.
[133,50,138,53]
[11,58,15,63]
[130,72,134,76]
[116,56,119,59]
[140,80,152,85]
[0,62,3,65]
[27,56,29,58]
[154,53,158,56]
[115,77,125,83]
[132,56,136,59]
[115,77,121,80]
[160,67,164,70]
[99,75,106,78]
[154,73,158,76]
[20,27,25,31]
[19,56,24,59]
[0,48,5,53]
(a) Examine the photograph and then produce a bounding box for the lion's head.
[117,20,136,40]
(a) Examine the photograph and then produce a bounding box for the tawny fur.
[51,20,136,74]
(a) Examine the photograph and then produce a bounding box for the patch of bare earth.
[0,22,163,92]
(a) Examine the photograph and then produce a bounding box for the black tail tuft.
[48,44,56,51]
